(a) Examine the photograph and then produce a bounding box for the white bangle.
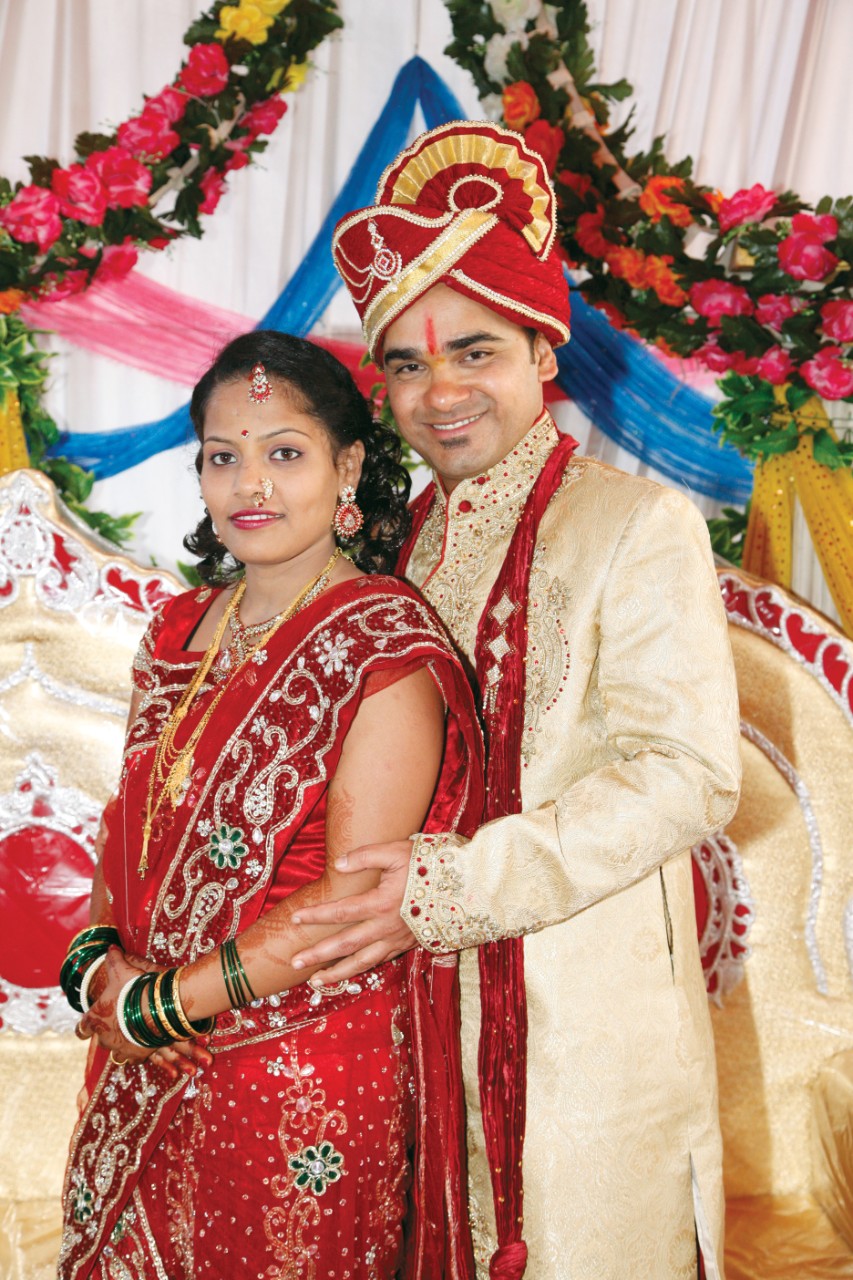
[116,977,140,1046]
[79,953,108,1012]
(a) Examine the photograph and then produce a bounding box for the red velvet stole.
[398,431,578,1279]
[61,577,484,1280]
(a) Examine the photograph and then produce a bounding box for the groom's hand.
[291,840,415,984]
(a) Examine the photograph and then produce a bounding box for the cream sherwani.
[401,416,741,1279]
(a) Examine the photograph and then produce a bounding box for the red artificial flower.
[791,212,838,242]
[689,278,753,326]
[639,174,692,228]
[199,167,228,215]
[717,183,777,233]
[224,137,251,172]
[594,300,625,329]
[557,170,593,199]
[118,108,180,162]
[606,245,648,290]
[95,240,139,282]
[575,208,611,259]
[754,293,801,330]
[644,253,688,307]
[523,120,564,173]
[241,95,288,140]
[502,81,541,132]
[820,299,853,344]
[145,86,188,124]
[801,346,853,400]
[37,269,89,302]
[178,43,230,98]
[694,339,757,376]
[85,147,153,210]
[51,164,107,227]
[754,345,795,385]
[0,185,63,252]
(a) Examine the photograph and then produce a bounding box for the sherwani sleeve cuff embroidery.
[403,832,503,953]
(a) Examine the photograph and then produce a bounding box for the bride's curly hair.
[184,330,411,583]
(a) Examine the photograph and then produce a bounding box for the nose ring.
[253,477,274,507]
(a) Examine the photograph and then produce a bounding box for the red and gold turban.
[332,121,571,360]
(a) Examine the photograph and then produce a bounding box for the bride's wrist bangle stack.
[59,925,121,1013]
[220,938,257,1009]
[117,969,215,1049]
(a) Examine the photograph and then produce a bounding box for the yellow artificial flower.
[215,3,274,45]
[283,60,308,92]
[254,0,292,14]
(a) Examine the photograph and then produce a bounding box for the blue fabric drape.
[54,57,752,504]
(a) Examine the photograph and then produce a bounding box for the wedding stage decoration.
[443,0,853,630]
[0,0,341,536]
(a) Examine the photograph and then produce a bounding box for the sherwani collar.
[431,409,561,531]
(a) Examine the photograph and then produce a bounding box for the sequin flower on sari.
[288,1141,345,1195]
[207,823,249,869]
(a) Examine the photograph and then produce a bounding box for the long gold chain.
[138,548,342,876]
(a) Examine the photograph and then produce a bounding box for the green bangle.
[220,938,255,1009]
[233,939,257,1003]
[123,973,168,1049]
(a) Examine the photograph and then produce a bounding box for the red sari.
[59,576,483,1280]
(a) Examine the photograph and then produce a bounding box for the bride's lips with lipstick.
[229,509,283,530]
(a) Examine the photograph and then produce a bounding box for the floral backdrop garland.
[445,0,853,631]
[0,0,341,543]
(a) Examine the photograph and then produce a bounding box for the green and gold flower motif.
[288,1141,345,1195]
[73,1183,95,1224]
[207,824,249,870]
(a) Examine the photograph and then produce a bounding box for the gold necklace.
[138,548,342,876]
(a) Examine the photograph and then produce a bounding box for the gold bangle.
[171,966,197,1038]
[151,972,176,1042]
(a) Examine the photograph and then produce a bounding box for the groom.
[292,121,740,1279]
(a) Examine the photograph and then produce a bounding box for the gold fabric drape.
[0,388,28,477]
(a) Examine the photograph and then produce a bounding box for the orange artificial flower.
[0,288,25,315]
[523,120,564,173]
[704,189,724,215]
[502,81,541,132]
[639,174,693,228]
[606,245,648,290]
[644,254,688,307]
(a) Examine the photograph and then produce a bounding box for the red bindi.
[424,315,438,356]
[241,429,249,437]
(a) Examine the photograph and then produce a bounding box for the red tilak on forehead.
[424,314,438,355]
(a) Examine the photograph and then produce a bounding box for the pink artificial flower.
[241,95,288,140]
[754,293,801,329]
[51,164,107,227]
[791,212,838,242]
[0,184,63,252]
[145,86,187,123]
[199,167,228,215]
[689,278,753,327]
[778,231,839,282]
[85,147,153,210]
[95,240,139,282]
[37,269,89,302]
[801,346,853,400]
[118,109,180,162]
[821,299,853,344]
[717,183,777,233]
[178,43,230,98]
[755,345,795,385]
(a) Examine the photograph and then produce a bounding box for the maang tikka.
[248,362,272,404]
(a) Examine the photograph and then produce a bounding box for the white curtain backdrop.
[0,0,850,616]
